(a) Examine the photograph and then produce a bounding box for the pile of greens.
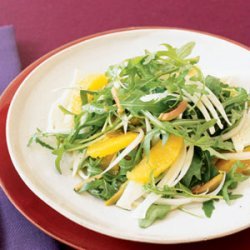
[29,41,249,228]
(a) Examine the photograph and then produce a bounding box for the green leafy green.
[205,75,224,96]
[58,105,76,115]
[182,153,202,187]
[221,161,248,204]
[202,200,215,218]
[119,89,178,115]
[223,88,248,107]
[28,135,55,150]
[139,204,172,228]
[53,147,64,174]
[182,149,218,188]
[76,148,142,200]
[177,42,195,59]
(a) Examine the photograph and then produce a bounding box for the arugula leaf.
[194,119,217,139]
[139,204,171,228]
[182,153,202,187]
[79,178,117,200]
[202,200,215,218]
[119,90,177,115]
[182,149,218,188]
[58,105,76,115]
[221,161,248,204]
[53,147,64,174]
[143,50,156,65]
[84,114,107,126]
[223,88,248,107]
[202,150,218,182]
[34,137,55,150]
[77,148,142,200]
[76,157,118,200]
[177,42,195,59]
[118,148,142,176]
[28,131,55,150]
[205,75,224,96]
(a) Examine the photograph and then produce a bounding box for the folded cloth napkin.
[0,25,21,92]
[0,25,59,250]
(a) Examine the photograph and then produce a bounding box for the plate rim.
[2,26,250,245]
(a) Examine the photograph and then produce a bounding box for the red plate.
[0,27,249,249]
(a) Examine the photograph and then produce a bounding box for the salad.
[29,42,250,228]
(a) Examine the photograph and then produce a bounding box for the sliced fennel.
[116,181,145,210]
[158,145,187,187]
[72,150,87,177]
[133,145,194,219]
[198,94,223,129]
[194,81,231,126]
[47,69,84,132]
[222,108,248,141]
[231,109,250,151]
[220,151,250,160]
[171,146,194,186]
[183,90,215,134]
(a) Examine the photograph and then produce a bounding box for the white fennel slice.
[171,145,194,186]
[231,109,250,151]
[183,90,215,134]
[116,181,145,210]
[199,94,223,129]
[194,81,231,126]
[222,107,248,141]
[47,69,84,132]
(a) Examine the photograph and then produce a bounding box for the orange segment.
[216,147,250,176]
[127,135,184,184]
[85,74,108,91]
[69,74,108,114]
[87,132,138,158]
[216,159,250,175]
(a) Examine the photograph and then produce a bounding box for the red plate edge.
[0,27,249,250]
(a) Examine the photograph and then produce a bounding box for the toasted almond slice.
[111,87,123,114]
[192,173,224,194]
[159,101,188,121]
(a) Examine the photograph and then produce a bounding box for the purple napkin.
[0,25,21,92]
[0,25,59,250]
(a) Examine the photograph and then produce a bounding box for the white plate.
[6,28,250,243]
